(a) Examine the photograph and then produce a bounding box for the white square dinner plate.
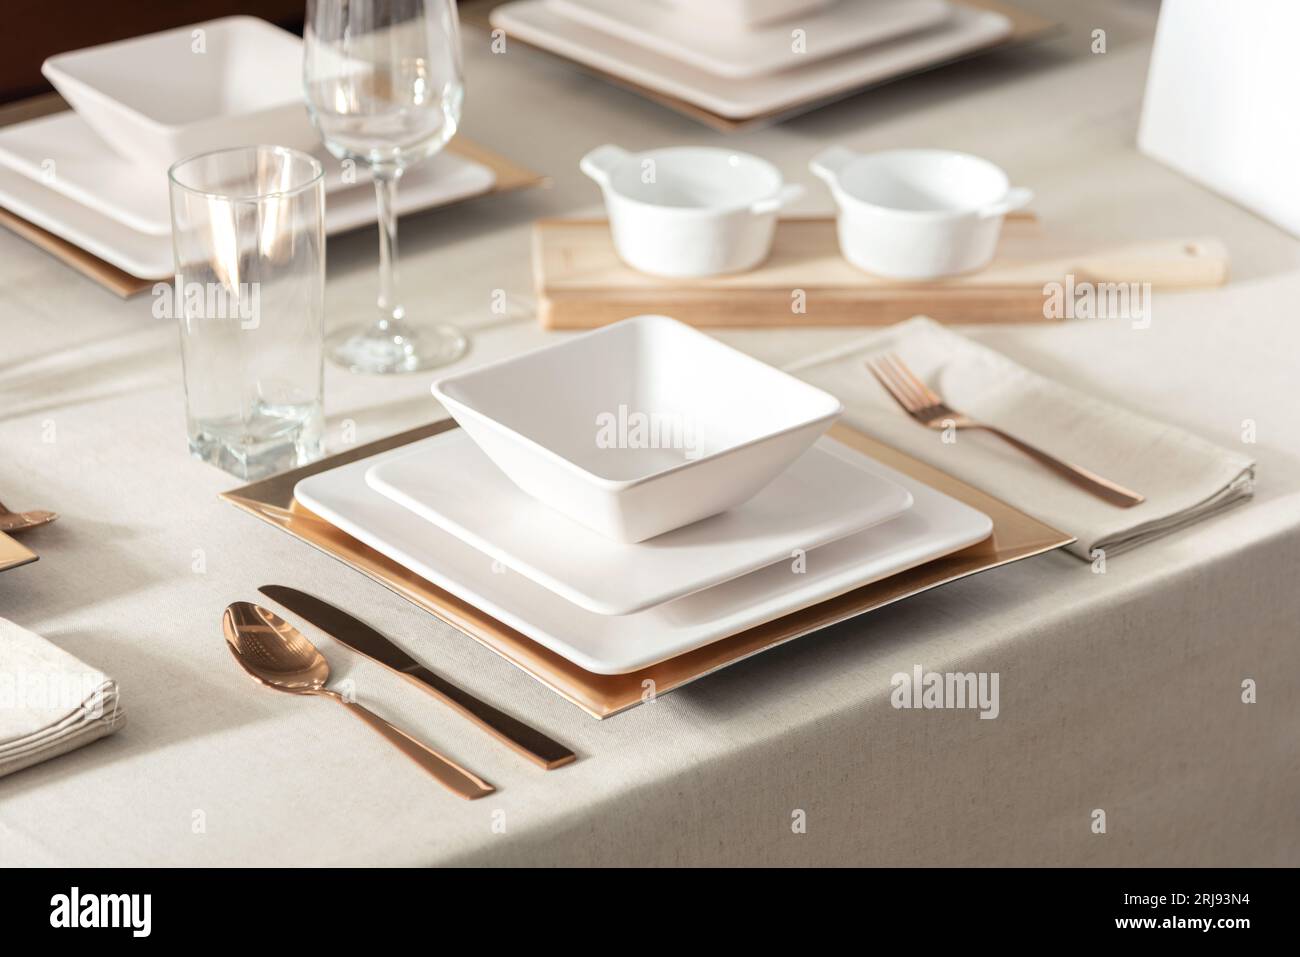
[364,429,913,616]
[294,433,993,675]
[490,1,1012,121]
[0,111,390,236]
[551,0,952,80]
[0,113,496,278]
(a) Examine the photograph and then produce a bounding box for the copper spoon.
[223,602,494,800]
[0,499,58,533]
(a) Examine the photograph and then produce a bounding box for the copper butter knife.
[259,585,576,770]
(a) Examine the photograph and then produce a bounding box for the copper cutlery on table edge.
[258,585,577,771]
[223,601,494,800]
[867,353,1145,509]
[0,498,59,533]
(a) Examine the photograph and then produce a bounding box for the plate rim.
[359,426,916,616]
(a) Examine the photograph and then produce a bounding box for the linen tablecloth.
[0,0,1297,865]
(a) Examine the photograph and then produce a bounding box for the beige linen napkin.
[0,617,125,778]
[786,317,1255,559]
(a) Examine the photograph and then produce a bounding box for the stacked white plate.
[490,0,1016,122]
[0,16,497,280]
[294,315,994,675]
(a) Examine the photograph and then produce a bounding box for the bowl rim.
[431,314,844,492]
[820,147,1013,221]
[41,15,304,134]
[599,146,787,218]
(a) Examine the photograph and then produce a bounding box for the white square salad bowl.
[431,314,843,543]
[42,16,317,175]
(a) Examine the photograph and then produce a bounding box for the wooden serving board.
[533,215,1229,329]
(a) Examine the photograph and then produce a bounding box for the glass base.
[188,403,324,481]
[328,323,468,374]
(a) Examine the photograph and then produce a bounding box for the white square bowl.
[431,314,843,543]
[42,16,317,176]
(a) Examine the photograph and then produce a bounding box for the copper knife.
[259,584,576,770]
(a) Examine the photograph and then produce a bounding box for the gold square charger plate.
[222,420,1072,718]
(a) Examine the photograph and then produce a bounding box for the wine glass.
[304,0,467,374]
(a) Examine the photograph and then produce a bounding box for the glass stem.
[372,166,410,338]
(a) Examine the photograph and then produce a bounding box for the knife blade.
[259,584,576,770]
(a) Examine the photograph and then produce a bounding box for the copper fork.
[867,353,1144,508]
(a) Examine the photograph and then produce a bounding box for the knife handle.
[403,665,577,770]
[335,698,494,800]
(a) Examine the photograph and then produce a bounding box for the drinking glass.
[168,146,326,479]
[304,0,467,374]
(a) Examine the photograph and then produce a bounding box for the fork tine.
[864,358,894,400]
[885,353,942,406]
[874,354,929,410]
[866,357,921,414]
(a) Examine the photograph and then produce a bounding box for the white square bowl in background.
[431,314,844,543]
[42,16,318,175]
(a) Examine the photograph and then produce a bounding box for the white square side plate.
[552,0,952,79]
[294,433,993,675]
[365,429,913,615]
[490,1,1011,120]
[0,127,495,278]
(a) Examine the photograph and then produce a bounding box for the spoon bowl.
[223,601,493,799]
[223,602,331,695]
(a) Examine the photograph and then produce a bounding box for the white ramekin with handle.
[809,147,1032,280]
[581,144,803,278]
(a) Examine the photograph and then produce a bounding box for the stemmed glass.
[304,0,467,374]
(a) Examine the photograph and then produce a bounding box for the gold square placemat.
[222,421,1072,718]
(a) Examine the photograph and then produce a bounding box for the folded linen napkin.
[0,617,125,779]
[786,316,1255,559]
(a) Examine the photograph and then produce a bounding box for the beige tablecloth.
[0,0,1297,865]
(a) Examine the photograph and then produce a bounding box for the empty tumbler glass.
[167,146,326,479]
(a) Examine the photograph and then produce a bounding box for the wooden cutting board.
[533,214,1229,328]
